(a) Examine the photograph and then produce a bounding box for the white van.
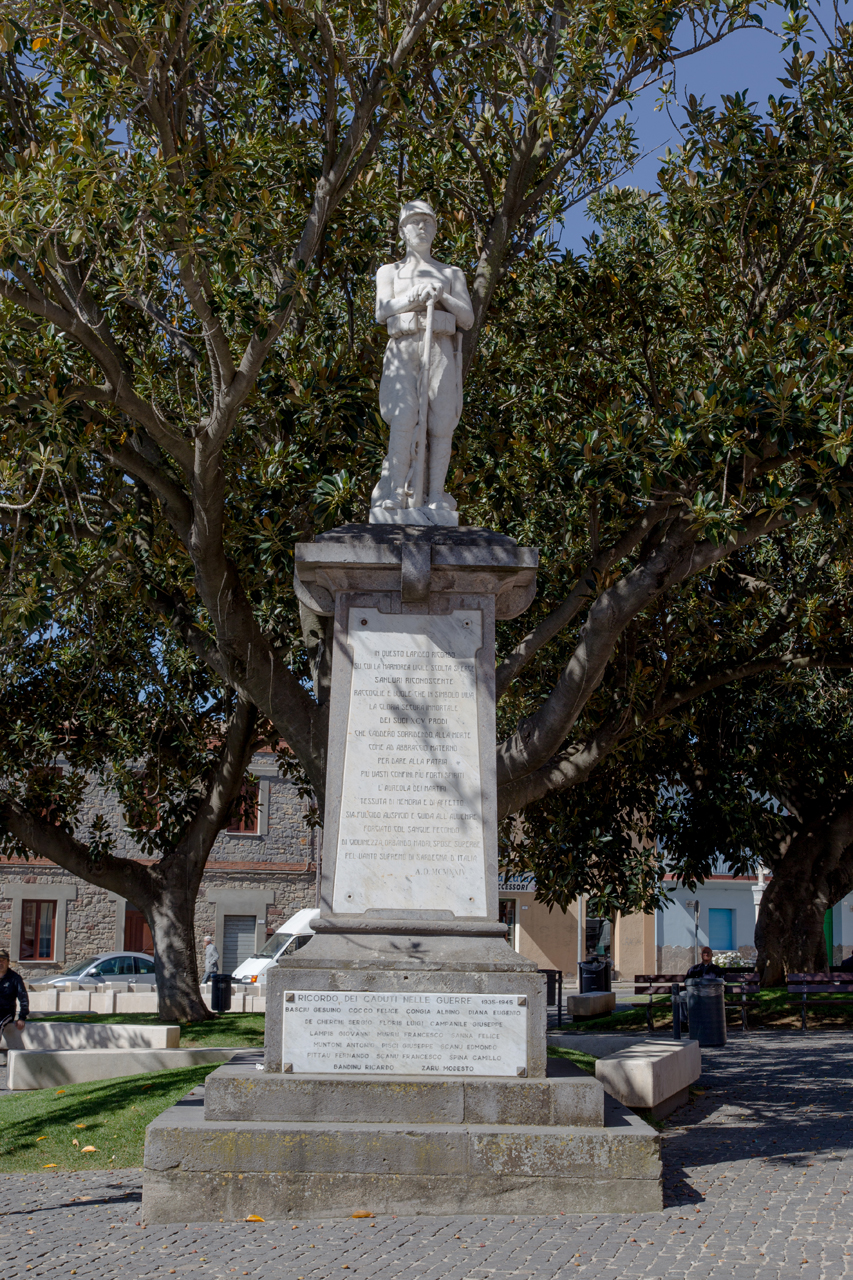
[231,908,320,984]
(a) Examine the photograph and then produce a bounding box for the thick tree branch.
[496,501,674,698]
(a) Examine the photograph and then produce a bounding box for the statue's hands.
[409,282,445,307]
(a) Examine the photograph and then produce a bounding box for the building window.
[20,900,56,961]
[227,782,260,835]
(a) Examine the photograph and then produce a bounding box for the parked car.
[231,908,319,984]
[43,951,157,987]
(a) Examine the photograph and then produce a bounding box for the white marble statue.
[370,200,474,525]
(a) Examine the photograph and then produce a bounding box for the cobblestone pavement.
[0,1031,850,1280]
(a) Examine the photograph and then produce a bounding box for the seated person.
[686,945,724,979]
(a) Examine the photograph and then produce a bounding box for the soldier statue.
[370,199,474,525]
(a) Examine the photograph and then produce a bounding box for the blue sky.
[560,7,830,253]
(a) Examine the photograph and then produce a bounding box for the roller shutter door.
[222,914,256,974]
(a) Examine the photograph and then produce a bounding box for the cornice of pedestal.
[294,523,538,618]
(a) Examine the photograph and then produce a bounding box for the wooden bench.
[787,972,853,1030]
[635,971,761,1033]
[634,975,686,1033]
[721,970,761,1031]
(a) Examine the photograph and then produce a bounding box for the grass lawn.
[556,987,853,1034]
[35,1010,265,1048]
[0,1065,213,1171]
[546,1045,598,1075]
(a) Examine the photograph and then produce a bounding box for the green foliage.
[0,562,260,866]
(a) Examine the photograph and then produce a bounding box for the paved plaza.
[0,1031,849,1280]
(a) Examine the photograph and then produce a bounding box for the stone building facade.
[0,750,318,978]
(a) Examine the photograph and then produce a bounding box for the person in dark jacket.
[686,946,724,979]
[0,949,29,1040]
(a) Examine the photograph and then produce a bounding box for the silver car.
[43,951,157,987]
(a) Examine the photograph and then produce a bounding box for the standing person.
[371,199,474,519]
[687,946,724,978]
[201,935,219,985]
[0,949,28,1058]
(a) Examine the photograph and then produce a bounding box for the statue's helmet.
[399,199,437,229]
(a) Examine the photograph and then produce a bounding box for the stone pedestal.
[142,525,662,1221]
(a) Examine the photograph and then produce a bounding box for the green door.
[824,910,834,968]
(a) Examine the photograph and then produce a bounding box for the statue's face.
[401,214,437,252]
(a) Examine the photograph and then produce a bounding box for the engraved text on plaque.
[282,991,527,1076]
[332,609,486,915]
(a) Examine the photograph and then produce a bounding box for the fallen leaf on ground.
[352,1211,373,1218]
[36,1137,47,1141]
[81,1146,97,1153]
[72,1140,79,1148]
[42,1164,57,1169]
[245,1215,264,1222]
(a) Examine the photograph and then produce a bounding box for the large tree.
[5,3,853,905]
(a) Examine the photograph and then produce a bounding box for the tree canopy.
[5,2,853,910]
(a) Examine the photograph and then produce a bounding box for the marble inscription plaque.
[282,990,527,1076]
[332,608,487,915]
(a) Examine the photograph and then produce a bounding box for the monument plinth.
[142,525,661,1221]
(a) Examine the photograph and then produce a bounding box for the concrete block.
[115,992,159,1014]
[26,990,58,1013]
[142,1100,661,1221]
[595,1039,701,1118]
[89,992,117,1015]
[104,982,129,992]
[563,992,616,1018]
[7,1047,240,1090]
[248,996,266,1014]
[3,1022,180,1051]
[58,991,91,1013]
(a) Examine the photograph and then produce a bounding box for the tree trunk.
[756,799,853,985]
[755,857,830,985]
[143,872,210,1023]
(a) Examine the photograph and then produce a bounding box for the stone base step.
[142,1095,661,1220]
[204,1064,604,1127]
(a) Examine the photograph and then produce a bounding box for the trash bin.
[210,973,232,1014]
[685,976,726,1046]
[578,959,612,993]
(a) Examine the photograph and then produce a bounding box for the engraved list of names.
[332,608,487,915]
[282,991,526,1076]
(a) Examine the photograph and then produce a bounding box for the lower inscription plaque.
[282,991,527,1077]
